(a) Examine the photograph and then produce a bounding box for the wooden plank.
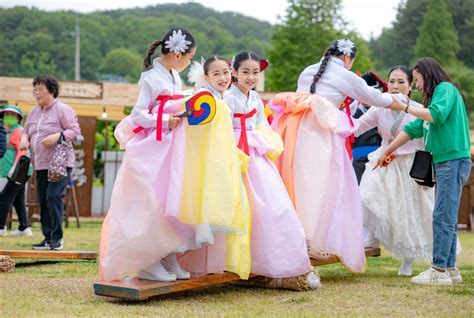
[94,272,241,300]
[0,250,97,260]
[94,248,382,300]
[310,247,381,266]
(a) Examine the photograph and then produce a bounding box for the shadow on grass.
[15,260,62,267]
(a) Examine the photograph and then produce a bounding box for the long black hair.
[412,57,464,107]
[310,39,357,94]
[142,27,196,70]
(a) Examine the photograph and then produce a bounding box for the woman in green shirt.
[375,57,471,286]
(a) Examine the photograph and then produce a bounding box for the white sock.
[399,258,412,276]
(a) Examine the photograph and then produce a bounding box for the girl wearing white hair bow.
[274,39,397,274]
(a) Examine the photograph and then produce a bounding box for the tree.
[370,0,474,68]
[266,0,342,91]
[414,0,460,66]
[266,0,374,91]
[100,48,142,83]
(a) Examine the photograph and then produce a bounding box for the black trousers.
[0,178,29,230]
[352,157,369,185]
[36,169,71,243]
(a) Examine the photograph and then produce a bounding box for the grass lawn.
[1,220,473,317]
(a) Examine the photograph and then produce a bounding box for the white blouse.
[354,100,425,155]
[131,59,183,129]
[224,85,268,130]
[296,57,393,108]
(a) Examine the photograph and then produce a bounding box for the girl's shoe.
[137,261,177,282]
[161,253,191,280]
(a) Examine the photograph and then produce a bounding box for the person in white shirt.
[276,39,395,273]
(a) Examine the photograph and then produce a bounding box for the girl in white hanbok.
[274,39,394,273]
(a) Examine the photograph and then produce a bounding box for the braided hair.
[142,27,196,70]
[309,39,357,94]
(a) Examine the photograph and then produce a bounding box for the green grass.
[1,220,474,317]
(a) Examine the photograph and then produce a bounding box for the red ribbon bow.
[234,108,257,155]
[133,94,184,141]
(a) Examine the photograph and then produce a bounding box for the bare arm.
[373,131,410,169]
[389,96,433,123]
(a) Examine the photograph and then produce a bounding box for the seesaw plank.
[94,272,241,300]
[0,250,97,260]
[94,248,381,300]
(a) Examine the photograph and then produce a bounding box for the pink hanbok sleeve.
[353,107,379,137]
[309,95,359,138]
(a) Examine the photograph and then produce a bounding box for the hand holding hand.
[388,95,406,112]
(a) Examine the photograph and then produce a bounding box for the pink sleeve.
[353,107,379,137]
[60,105,81,142]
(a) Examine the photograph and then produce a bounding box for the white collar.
[328,56,345,67]
[205,84,223,100]
[153,59,176,83]
[230,85,253,105]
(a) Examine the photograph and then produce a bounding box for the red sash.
[234,108,257,155]
[133,94,184,141]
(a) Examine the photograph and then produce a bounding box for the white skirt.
[360,149,434,261]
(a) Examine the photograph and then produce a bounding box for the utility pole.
[74,16,80,81]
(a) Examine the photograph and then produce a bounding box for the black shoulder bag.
[409,122,435,187]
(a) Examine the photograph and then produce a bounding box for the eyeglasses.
[33,86,48,94]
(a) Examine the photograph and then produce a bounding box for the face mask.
[3,114,18,127]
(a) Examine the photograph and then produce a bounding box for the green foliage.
[266,0,375,91]
[448,66,474,116]
[0,3,271,83]
[414,0,460,66]
[100,48,142,82]
[370,0,474,68]
[266,0,339,92]
[347,34,375,74]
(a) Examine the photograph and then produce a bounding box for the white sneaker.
[0,226,7,237]
[11,227,33,237]
[448,267,462,284]
[411,267,452,286]
[138,261,177,282]
[161,253,191,280]
[398,259,413,277]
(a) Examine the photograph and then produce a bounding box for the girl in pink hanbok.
[274,39,395,273]
[224,51,319,288]
[99,29,250,282]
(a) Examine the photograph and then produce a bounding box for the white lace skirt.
[360,149,434,261]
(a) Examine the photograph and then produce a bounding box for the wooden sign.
[61,81,103,99]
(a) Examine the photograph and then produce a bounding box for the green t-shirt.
[404,82,470,164]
